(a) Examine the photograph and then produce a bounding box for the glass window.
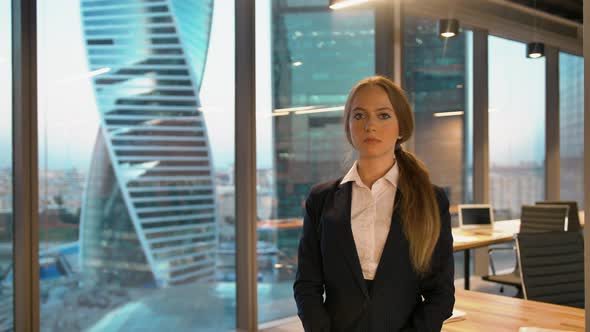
[559,52,584,211]
[403,15,474,217]
[488,36,546,220]
[38,0,236,330]
[256,0,375,324]
[0,0,13,330]
[403,14,474,286]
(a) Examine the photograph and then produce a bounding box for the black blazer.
[293,178,455,332]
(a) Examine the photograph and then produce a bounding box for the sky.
[488,35,546,166]
[0,0,11,169]
[0,0,551,173]
[0,0,274,172]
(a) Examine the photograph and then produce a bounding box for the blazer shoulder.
[432,184,451,222]
[431,184,452,231]
[431,184,448,202]
[309,177,343,199]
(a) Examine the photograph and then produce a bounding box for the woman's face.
[349,85,400,160]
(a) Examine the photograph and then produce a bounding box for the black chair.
[516,231,584,308]
[482,205,569,296]
[519,205,570,233]
[536,200,582,232]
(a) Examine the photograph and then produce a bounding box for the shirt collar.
[340,160,399,188]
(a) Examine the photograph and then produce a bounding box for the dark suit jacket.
[293,178,455,332]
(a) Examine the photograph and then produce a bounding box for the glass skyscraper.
[79,0,217,287]
[257,2,376,321]
[559,52,584,210]
[271,0,375,219]
[404,15,470,207]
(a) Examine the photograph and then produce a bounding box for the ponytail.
[395,146,440,275]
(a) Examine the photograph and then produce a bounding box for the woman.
[293,76,454,332]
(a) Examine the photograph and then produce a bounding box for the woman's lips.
[364,138,381,143]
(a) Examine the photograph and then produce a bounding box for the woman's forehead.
[352,86,393,108]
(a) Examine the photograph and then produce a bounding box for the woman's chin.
[358,150,389,159]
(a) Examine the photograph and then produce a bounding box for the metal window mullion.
[545,46,560,200]
[235,0,258,331]
[393,0,404,89]
[374,0,394,79]
[471,28,491,278]
[583,2,590,330]
[473,28,489,205]
[12,0,39,331]
[375,0,411,155]
[393,1,412,154]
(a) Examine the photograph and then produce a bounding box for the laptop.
[458,204,494,229]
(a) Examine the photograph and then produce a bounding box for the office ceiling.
[506,0,582,23]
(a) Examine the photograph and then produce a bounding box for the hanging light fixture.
[329,0,370,10]
[439,19,459,38]
[526,0,545,59]
[526,42,545,58]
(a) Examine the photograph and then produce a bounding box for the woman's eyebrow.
[352,106,393,112]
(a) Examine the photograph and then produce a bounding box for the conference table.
[443,289,585,331]
[452,219,518,290]
[260,289,585,332]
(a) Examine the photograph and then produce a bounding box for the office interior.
[2,0,590,331]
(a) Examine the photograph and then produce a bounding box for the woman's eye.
[379,113,391,119]
[353,113,363,120]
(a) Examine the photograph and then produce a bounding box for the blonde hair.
[343,75,441,275]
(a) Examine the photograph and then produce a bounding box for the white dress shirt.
[340,160,399,280]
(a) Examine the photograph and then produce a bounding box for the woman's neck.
[357,155,396,189]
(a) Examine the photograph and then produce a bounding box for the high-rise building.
[79,0,217,287]
[404,15,469,205]
[559,53,584,209]
[272,0,375,218]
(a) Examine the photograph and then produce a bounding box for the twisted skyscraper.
[79,0,217,287]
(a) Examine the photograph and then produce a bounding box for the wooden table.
[444,289,585,331]
[260,289,585,332]
[452,220,518,290]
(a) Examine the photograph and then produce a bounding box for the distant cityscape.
[0,161,551,241]
[0,165,291,331]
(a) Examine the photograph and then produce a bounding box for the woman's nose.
[364,118,377,132]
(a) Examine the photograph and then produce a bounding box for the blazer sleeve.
[404,186,456,332]
[293,192,331,332]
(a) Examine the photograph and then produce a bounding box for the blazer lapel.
[333,181,369,299]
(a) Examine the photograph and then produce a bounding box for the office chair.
[536,201,582,232]
[516,231,584,308]
[519,205,570,233]
[482,205,569,297]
